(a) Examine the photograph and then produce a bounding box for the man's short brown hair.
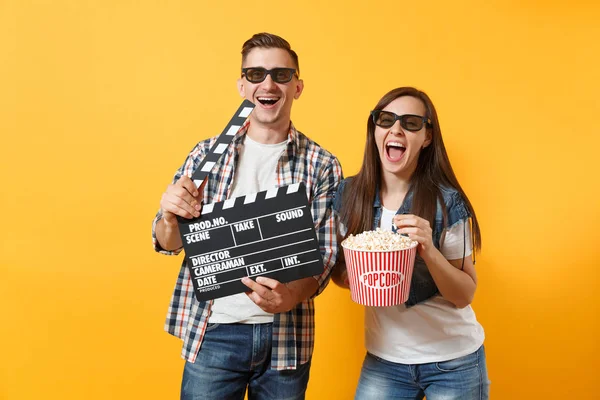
[241,32,300,75]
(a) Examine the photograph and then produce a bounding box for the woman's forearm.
[421,248,476,308]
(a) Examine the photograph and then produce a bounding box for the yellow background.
[1,1,599,399]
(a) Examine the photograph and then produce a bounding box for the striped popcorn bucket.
[342,244,417,307]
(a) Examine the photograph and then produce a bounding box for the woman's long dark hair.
[340,87,481,252]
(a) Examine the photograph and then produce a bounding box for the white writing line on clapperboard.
[191,248,316,288]
[230,225,237,246]
[182,206,306,237]
[197,259,322,290]
[257,220,264,240]
[189,228,312,262]
[192,248,316,277]
[197,285,220,293]
[281,255,302,268]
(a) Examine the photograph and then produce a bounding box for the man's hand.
[160,176,204,223]
[156,176,205,251]
[241,276,301,314]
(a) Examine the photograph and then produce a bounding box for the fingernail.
[194,192,198,197]
[195,204,201,210]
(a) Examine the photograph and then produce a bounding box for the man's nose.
[261,74,276,89]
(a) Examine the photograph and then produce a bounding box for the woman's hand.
[394,214,478,308]
[393,214,435,258]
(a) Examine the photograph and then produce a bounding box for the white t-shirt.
[208,135,287,324]
[365,206,485,364]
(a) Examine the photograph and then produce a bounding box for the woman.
[332,87,490,399]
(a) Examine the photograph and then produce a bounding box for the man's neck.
[246,120,290,144]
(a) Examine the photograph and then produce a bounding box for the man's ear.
[237,78,245,97]
[294,79,304,100]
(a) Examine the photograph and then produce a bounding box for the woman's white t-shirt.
[365,207,485,364]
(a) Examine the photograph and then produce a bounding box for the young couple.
[152,32,489,400]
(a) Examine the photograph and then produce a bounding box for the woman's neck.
[380,171,411,210]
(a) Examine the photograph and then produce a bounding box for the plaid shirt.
[152,120,343,370]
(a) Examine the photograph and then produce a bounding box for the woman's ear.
[423,128,433,149]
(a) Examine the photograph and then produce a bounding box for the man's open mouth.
[257,97,280,106]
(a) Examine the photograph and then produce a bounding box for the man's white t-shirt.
[208,135,287,324]
[365,206,485,364]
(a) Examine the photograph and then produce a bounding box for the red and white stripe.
[343,246,417,307]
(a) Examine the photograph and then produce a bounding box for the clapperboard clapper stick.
[175,99,256,200]
[177,101,324,301]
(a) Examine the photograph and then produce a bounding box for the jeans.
[355,346,490,400]
[181,323,311,400]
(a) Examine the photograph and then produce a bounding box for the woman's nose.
[389,120,404,135]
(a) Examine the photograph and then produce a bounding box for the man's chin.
[252,112,282,126]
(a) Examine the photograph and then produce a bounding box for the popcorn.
[341,228,418,251]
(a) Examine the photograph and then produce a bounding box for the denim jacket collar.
[373,186,415,230]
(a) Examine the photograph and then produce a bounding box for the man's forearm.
[156,218,183,251]
[331,261,349,288]
[287,277,319,304]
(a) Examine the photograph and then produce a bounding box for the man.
[152,32,343,399]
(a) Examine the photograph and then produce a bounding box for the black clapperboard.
[177,100,324,301]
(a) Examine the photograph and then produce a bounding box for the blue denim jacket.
[333,178,471,307]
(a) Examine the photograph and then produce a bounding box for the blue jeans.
[181,323,311,400]
[355,346,490,400]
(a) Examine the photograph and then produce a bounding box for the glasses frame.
[241,67,297,84]
[370,110,431,132]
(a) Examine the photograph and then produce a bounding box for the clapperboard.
[177,101,324,301]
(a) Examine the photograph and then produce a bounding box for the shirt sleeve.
[151,141,209,256]
[310,157,344,298]
[332,178,349,235]
[446,191,471,228]
[440,219,473,260]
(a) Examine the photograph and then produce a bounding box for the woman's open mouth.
[385,141,406,162]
